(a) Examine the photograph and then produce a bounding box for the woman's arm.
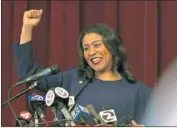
[20,9,43,44]
[14,9,61,92]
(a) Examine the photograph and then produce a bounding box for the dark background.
[2,1,177,126]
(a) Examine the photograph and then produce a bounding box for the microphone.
[28,94,46,122]
[99,109,117,124]
[68,96,75,111]
[86,104,105,124]
[45,87,75,126]
[99,108,131,127]
[16,111,33,126]
[70,104,91,124]
[45,89,60,123]
[13,64,59,87]
[45,87,69,107]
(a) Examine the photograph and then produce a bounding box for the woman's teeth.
[91,58,102,64]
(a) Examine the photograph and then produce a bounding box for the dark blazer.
[14,42,152,124]
[14,42,90,98]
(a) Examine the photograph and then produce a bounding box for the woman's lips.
[90,57,102,65]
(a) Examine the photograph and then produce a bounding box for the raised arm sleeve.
[13,41,63,92]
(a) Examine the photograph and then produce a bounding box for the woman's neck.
[95,70,122,81]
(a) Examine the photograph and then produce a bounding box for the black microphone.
[16,110,33,127]
[50,96,75,122]
[86,104,105,124]
[28,94,46,122]
[45,87,75,126]
[13,64,59,87]
[45,87,69,107]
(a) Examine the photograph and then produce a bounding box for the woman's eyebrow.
[83,40,102,47]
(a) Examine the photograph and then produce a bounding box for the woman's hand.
[131,120,145,127]
[23,9,43,27]
[20,9,43,44]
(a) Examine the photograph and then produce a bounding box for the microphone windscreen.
[71,104,91,123]
[99,109,117,123]
[50,64,60,74]
[20,111,32,121]
[86,104,105,124]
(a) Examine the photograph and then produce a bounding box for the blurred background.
[1,0,177,126]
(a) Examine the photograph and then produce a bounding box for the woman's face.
[82,33,113,73]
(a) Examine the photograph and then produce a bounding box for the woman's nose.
[88,47,96,56]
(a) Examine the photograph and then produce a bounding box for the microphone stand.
[56,101,75,126]
[2,81,38,107]
[34,111,39,127]
[51,106,59,121]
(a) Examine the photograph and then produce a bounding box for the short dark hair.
[77,23,136,83]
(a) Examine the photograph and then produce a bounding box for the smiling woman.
[82,33,115,80]
[78,24,136,83]
[14,9,153,126]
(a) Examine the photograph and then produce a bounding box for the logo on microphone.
[99,109,117,123]
[31,95,44,101]
[71,104,91,123]
[68,96,75,106]
[45,90,55,106]
[54,87,69,99]
[20,111,32,120]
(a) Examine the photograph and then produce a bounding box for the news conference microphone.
[86,104,105,124]
[71,104,91,124]
[45,89,58,122]
[100,108,131,127]
[68,96,75,111]
[45,87,75,126]
[28,94,46,122]
[16,111,33,126]
[99,109,117,125]
[13,64,59,87]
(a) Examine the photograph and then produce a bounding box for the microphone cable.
[36,118,74,126]
[7,85,23,126]
[6,81,38,126]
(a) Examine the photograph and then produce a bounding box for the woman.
[14,9,152,126]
